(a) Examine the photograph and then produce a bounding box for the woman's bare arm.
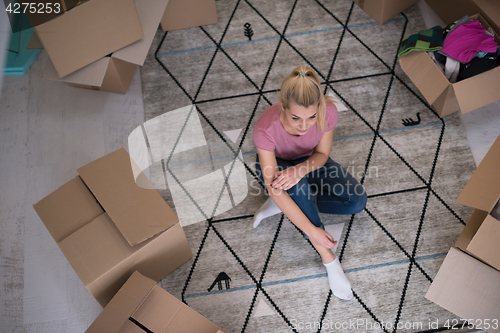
[256,147,336,248]
[296,128,334,176]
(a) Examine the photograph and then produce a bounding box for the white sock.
[324,257,353,300]
[252,197,281,228]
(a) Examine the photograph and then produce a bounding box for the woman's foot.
[323,256,354,300]
[252,197,281,228]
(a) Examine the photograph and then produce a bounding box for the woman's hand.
[308,227,337,249]
[271,166,303,190]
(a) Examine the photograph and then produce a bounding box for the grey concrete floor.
[1,1,500,332]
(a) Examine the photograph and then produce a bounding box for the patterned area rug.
[140,1,478,332]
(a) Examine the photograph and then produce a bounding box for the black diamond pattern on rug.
[142,0,479,332]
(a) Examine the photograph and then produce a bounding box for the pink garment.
[253,102,338,160]
[440,20,498,63]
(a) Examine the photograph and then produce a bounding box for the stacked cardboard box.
[353,0,420,25]
[426,135,500,332]
[26,0,145,79]
[37,0,170,93]
[33,148,192,307]
[86,271,227,333]
[27,0,218,93]
[399,1,500,117]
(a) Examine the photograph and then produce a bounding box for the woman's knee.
[287,177,310,198]
[349,184,367,213]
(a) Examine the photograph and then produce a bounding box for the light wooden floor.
[1,2,500,332]
[0,49,145,332]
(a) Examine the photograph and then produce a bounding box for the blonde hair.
[280,65,333,131]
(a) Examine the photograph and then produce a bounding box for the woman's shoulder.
[325,100,338,114]
[253,103,280,151]
[324,100,339,131]
[255,103,281,130]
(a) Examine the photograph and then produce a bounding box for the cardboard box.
[31,0,144,78]
[426,136,500,331]
[86,271,226,333]
[399,13,500,117]
[40,0,169,94]
[25,0,81,28]
[33,148,193,307]
[44,56,138,94]
[455,135,500,271]
[426,247,500,333]
[425,0,500,36]
[26,31,43,50]
[161,0,218,32]
[352,0,419,25]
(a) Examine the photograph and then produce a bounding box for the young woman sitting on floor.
[252,65,367,300]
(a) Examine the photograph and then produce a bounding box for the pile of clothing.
[398,16,500,83]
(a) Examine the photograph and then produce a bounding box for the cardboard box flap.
[26,31,43,49]
[426,0,500,39]
[98,58,137,94]
[77,148,178,246]
[25,0,81,27]
[474,0,500,33]
[453,65,500,114]
[426,247,500,326]
[467,214,500,271]
[58,213,153,286]
[128,286,183,332]
[456,135,500,212]
[112,0,170,66]
[161,303,222,333]
[35,0,144,78]
[425,0,479,26]
[33,176,104,243]
[455,209,488,251]
[44,56,136,92]
[399,51,450,105]
[44,57,109,87]
[129,286,221,333]
[86,271,156,333]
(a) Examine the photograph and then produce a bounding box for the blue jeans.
[255,154,367,232]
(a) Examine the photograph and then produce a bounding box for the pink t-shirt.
[253,102,338,160]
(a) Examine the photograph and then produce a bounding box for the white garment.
[444,57,461,83]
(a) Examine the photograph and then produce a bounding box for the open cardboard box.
[160,0,218,32]
[33,148,192,307]
[26,0,144,78]
[426,135,500,331]
[86,271,227,333]
[425,247,500,333]
[425,0,500,35]
[38,0,170,93]
[352,0,419,25]
[455,134,500,271]
[399,11,500,117]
